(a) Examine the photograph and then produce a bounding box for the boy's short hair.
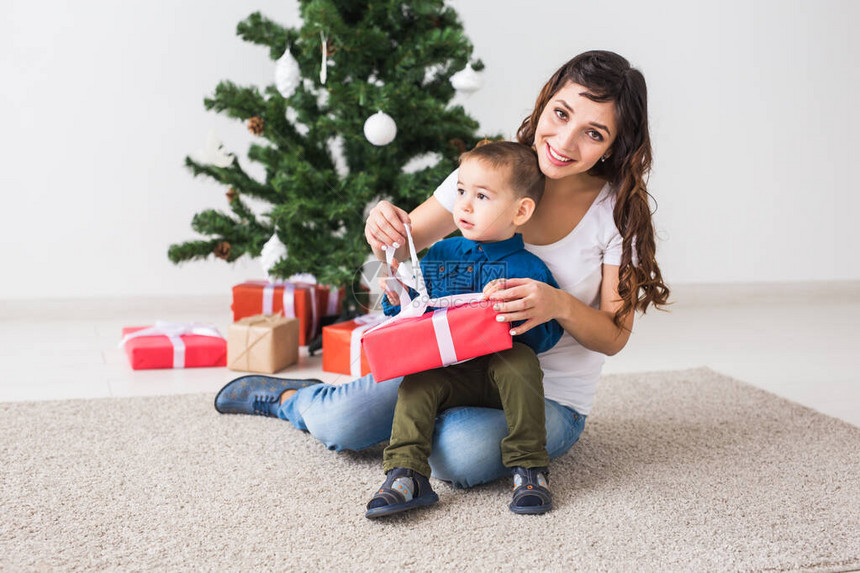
[459,141,545,204]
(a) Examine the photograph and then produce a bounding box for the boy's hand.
[379,256,403,306]
[378,277,402,306]
[482,278,507,301]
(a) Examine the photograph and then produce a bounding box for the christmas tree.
[169,1,487,311]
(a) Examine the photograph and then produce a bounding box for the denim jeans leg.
[428,399,586,489]
[277,374,403,452]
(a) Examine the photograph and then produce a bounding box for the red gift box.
[322,315,386,377]
[121,325,227,370]
[361,300,512,382]
[231,280,343,346]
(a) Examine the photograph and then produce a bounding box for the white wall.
[2,0,857,299]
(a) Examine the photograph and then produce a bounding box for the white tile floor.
[1,281,858,427]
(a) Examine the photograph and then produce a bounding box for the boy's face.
[454,158,530,242]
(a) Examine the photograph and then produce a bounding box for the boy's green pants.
[383,342,549,478]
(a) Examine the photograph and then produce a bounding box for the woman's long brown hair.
[517,51,670,327]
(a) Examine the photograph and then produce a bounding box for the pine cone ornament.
[213,241,232,260]
[247,117,264,135]
[449,138,467,154]
[226,188,238,202]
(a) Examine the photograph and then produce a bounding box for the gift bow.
[383,223,426,304]
[366,225,488,367]
[118,321,224,369]
[380,224,487,319]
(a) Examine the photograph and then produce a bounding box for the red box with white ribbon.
[120,322,227,370]
[361,300,512,382]
[322,314,386,377]
[231,280,343,346]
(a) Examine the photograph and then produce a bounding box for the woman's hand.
[482,278,560,336]
[365,200,411,252]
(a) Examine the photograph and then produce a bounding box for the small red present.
[231,280,343,346]
[120,322,227,370]
[322,314,386,377]
[361,297,512,382]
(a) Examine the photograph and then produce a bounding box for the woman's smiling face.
[533,81,618,180]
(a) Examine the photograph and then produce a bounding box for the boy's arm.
[509,269,564,354]
[381,294,400,316]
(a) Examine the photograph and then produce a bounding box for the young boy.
[365,141,564,518]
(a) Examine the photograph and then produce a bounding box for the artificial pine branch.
[167,239,224,264]
[203,81,267,120]
[190,210,238,237]
[236,12,294,59]
[184,157,277,203]
[227,196,270,237]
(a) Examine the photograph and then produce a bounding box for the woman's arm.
[555,264,633,356]
[365,195,457,262]
[484,264,634,356]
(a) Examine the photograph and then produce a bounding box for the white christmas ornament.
[320,32,328,85]
[363,111,397,146]
[260,233,288,279]
[198,130,234,168]
[450,64,483,94]
[275,46,301,98]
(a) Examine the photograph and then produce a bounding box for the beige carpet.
[1,368,858,572]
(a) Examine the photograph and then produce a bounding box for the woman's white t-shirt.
[433,169,623,415]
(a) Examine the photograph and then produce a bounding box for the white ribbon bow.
[118,321,224,369]
[365,225,485,367]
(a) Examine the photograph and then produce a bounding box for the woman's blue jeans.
[277,373,586,489]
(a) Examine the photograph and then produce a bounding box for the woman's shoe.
[509,466,552,515]
[365,468,439,519]
[214,375,322,417]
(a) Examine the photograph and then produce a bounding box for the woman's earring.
[600,155,607,163]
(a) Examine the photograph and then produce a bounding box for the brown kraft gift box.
[227,315,299,374]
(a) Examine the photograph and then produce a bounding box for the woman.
[214,50,669,489]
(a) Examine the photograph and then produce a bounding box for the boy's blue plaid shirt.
[382,233,563,355]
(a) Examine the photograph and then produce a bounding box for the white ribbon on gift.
[262,282,278,314]
[326,285,340,315]
[118,321,224,369]
[348,313,386,377]
[261,279,320,336]
[365,225,486,367]
[431,308,457,365]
